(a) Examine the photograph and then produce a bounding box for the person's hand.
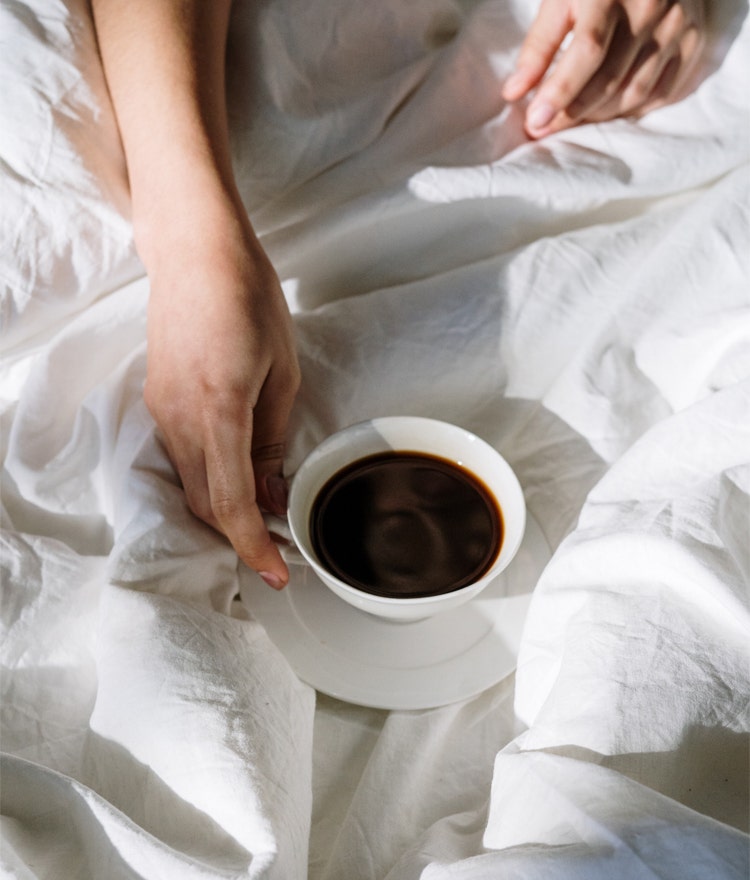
[91,0,299,588]
[142,201,300,589]
[502,0,706,139]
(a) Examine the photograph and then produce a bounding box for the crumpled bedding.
[1,0,749,878]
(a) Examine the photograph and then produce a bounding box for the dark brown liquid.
[310,451,503,598]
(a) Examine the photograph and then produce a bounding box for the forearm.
[91,0,241,267]
[91,1,297,586]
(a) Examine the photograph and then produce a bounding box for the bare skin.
[90,0,706,590]
[91,0,298,588]
[503,0,706,139]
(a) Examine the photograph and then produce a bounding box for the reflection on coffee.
[310,451,503,598]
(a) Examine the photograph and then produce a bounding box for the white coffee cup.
[278,417,526,622]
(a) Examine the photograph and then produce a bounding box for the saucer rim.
[238,512,550,710]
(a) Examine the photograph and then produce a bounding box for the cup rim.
[287,417,526,607]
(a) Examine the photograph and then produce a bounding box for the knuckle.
[589,77,622,107]
[684,22,705,52]
[524,30,554,62]
[201,385,255,430]
[544,76,576,107]
[212,492,247,524]
[232,532,275,570]
[271,357,302,399]
[662,2,687,35]
[143,380,171,424]
[184,488,214,525]
[577,26,610,60]
[565,95,588,119]
[624,79,652,106]
[289,368,302,396]
[639,0,669,23]
[286,361,302,394]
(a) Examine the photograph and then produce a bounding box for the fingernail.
[265,474,289,515]
[259,570,284,590]
[526,100,555,132]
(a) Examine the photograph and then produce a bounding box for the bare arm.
[92,0,299,588]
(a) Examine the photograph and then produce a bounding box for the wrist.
[133,167,251,275]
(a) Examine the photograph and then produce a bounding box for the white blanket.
[1,0,748,878]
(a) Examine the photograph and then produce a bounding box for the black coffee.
[310,451,503,598]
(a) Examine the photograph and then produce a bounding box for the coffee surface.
[310,451,503,598]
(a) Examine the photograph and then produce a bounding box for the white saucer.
[239,512,550,710]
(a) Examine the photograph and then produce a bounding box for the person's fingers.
[253,444,289,515]
[170,444,218,527]
[510,0,707,138]
[502,0,572,102]
[203,410,290,589]
[619,1,687,107]
[604,37,662,116]
[152,403,291,588]
[562,15,648,122]
[524,0,620,136]
[251,360,300,516]
[585,2,703,122]
[146,394,221,527]
[631,12,705,115]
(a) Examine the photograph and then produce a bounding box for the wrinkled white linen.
[1,0,749,878]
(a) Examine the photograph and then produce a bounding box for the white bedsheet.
[1,0,749,878]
